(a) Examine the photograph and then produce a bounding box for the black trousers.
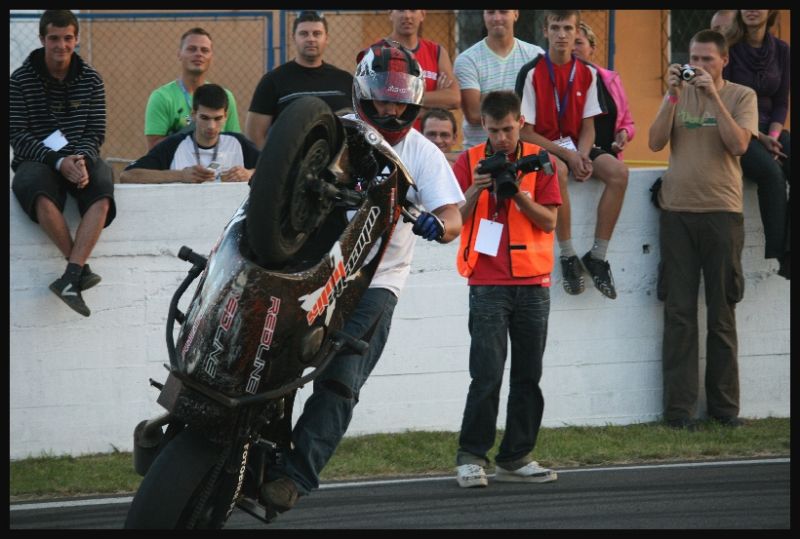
[659,211,744,421]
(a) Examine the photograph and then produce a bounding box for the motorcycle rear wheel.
[124,427,240,529]
[246,96,344,267]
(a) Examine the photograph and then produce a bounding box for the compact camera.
[679,64,696,82]
[476,150,554,200]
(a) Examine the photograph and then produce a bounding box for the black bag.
[649,177,663,209]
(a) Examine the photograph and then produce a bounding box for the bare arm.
[119,165,215,184]
[648,63,681,152]
[692,68,751,156]
[512,192,558,233]
[244,111,273,151]
[460,88,482,126]
[421,47,461,110]
[431,203,463,243]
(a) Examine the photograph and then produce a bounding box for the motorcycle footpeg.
[236,496,276,525]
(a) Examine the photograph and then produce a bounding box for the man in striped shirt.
[10,10,115,317]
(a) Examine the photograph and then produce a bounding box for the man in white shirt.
[259,42,465,520]
[454,10,544,149]
[121,83,258,184]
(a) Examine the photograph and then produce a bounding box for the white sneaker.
[494,461,557,483]
[456,463,488,488]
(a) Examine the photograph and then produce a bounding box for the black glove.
[411,211,445,241]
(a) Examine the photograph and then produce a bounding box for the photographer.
[648,30,757,429]
[452,90,560,488]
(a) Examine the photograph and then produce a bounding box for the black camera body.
[476,150,554,200]
[679,64,696,82]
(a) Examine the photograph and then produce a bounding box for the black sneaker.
[49,276,91,317]
[260,476,299,521]
[80,264,102,291]
[582,252,617,299]
[560,255,585,295]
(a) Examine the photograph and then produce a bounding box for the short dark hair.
[420,108,457,136]
[690,29,728,57]
[39,10,79,38]
[180,27,212,48]
[293,10,327,34]
[544,10,580,27]
[193,83,229,112]
[480,91,521,122]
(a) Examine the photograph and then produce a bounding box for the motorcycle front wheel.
[124,427,243,529]
[246,96,344,267]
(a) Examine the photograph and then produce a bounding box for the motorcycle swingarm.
[158,329,369,413]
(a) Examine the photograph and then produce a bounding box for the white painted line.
[10,457,789,511]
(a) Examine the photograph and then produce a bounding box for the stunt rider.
[259,42,465,518]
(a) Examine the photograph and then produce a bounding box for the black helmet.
[353,42,425,145]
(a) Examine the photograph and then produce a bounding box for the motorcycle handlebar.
[178,246,207,270]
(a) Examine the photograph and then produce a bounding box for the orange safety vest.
[457,142,555,279]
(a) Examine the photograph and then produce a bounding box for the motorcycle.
[124,96,424,528]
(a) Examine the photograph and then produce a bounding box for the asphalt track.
[9,458,789,529]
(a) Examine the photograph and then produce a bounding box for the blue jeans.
[457,285,550,469]
[272,287,398,495]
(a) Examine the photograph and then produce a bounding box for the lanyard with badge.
[473,142,523,257]
[544,52,578,152]
[176,79,194,128]
[191,133,221,179]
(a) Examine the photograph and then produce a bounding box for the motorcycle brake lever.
[400,206,418,224]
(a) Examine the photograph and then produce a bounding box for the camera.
[476,150,554,200]
[679,64,696,82]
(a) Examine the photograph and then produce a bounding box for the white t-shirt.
[454,38,545,149]
[169,134,249,181]
[353,122,465,296]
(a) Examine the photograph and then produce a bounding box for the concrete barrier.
[9,169,790,459]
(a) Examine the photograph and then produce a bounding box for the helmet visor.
[354,72,425,106]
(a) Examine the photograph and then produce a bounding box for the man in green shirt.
[144,27,240,150]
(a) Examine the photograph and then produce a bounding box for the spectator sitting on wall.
[572,21,635,160]
[723,10,790,279]
[121,83,258,184]
[10,9,116,318]
[517,10,629,300]
[420,107,460,165]
[359,10,460,132]
[144,27,241,151]
[245,10,353,150]
[454,10,544,150]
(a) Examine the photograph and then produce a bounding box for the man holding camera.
[648,30,757,429]
[452,90,561,488]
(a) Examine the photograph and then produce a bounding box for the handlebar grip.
[178,246,207,269]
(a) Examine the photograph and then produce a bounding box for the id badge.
[474,218,503,257]
[554,136,577,152]
[42,129,68,151]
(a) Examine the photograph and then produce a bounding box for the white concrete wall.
[9,170,790,459]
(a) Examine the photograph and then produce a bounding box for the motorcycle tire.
[247,96,344,267]
[124,427,239,529]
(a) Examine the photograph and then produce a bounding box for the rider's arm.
[431,203,463,243]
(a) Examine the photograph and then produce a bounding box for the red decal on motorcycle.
[299,206,382,326]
